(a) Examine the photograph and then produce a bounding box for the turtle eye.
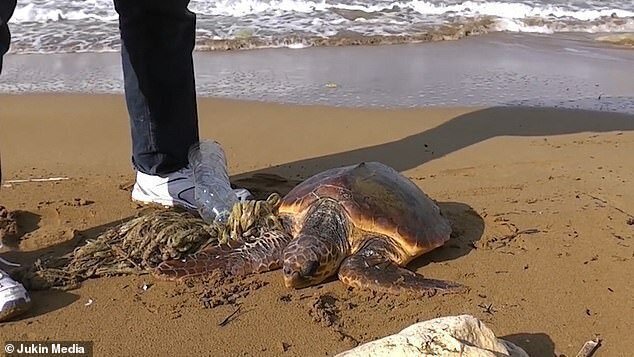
[301,261,319,277]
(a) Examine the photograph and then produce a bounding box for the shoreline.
[7,30,633,56]
[2,33,634,113]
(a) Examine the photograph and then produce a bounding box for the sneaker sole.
[0,298,32,322]
[131,189,197,210]
[131,189,252,210]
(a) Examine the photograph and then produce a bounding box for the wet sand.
[2,33,634,113]
[0,94,633,356]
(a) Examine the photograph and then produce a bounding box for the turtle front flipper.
[338,239,467,297]
[154,230,292,281]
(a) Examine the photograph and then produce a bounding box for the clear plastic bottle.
[188,140,238,224]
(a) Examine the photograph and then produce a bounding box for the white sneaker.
[0,269,31,322]
[131,168,252,210]
[131,168,198,209]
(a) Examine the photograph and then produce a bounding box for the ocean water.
[7,0,634,54]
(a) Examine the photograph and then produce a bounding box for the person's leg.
[114,0,203,208]
[114,1,251,209]
[114,0,199,175]
[0,0,32,323]
[0,0,16,83]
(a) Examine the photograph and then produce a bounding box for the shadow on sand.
[233,106,634,181]
[410,201,484,270]
[1,210,42,250]
[503,332,557,357]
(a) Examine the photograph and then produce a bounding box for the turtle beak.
[284,271,302,288]
[283,259,321,288]
[284,271,306,288]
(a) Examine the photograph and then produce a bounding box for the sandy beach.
[0,92,633,356]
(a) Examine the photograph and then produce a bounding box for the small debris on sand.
[308,293,359,347]
[218,306,242,327]
[70,198,92,207]
[4,177,69,184]
[0,206,18,241]
[280,342,291,353]
[575,338,601,357]
[199,273,268,308]
[309,294,340,328]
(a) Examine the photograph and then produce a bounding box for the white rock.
[336,315,529,357]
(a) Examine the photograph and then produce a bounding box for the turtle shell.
[278,162,452,260]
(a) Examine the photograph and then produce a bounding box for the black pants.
[0,0,17,182]
[0,0,15,73]
[0,1,200,177]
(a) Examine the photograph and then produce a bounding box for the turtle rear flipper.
[338,239,466,297]
[154,230,292,281]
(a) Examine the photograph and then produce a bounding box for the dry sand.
[0,94,633,356]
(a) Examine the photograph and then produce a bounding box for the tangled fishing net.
[13,193,283,290]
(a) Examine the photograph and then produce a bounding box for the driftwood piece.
[575,338,601,357]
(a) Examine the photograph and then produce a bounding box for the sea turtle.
[155,162,465,296]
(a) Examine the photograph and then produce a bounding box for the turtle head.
[282,233,346,289]
[282,198,350,289]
